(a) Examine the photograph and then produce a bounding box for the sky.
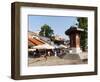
[28,15,77,40]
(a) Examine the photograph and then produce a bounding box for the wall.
[0,0,100,82]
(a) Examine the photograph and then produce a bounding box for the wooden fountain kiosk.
[65,26,84,54]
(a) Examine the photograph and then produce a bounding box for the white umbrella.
[33,44,55,56]
[33,43,54,49]
[53,45,60,49]
[28,49,36,51]
[59,44,67,48]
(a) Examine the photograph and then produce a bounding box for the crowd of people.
[28,48,68,60]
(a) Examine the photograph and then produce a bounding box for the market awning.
[33,43,55,49]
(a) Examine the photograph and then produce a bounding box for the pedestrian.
[48,51,51,56]
[54,51,57,57]
[44,54,47,61]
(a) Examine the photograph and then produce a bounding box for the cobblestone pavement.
[28,52,87,66]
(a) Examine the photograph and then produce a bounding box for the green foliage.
[77,17,88,51]
[39,24,54,38]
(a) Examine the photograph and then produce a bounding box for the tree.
[77,17,88,51]
[39,24,54,38]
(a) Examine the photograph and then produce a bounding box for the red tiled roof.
[28,40,36,46]
[28,38,45,46]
